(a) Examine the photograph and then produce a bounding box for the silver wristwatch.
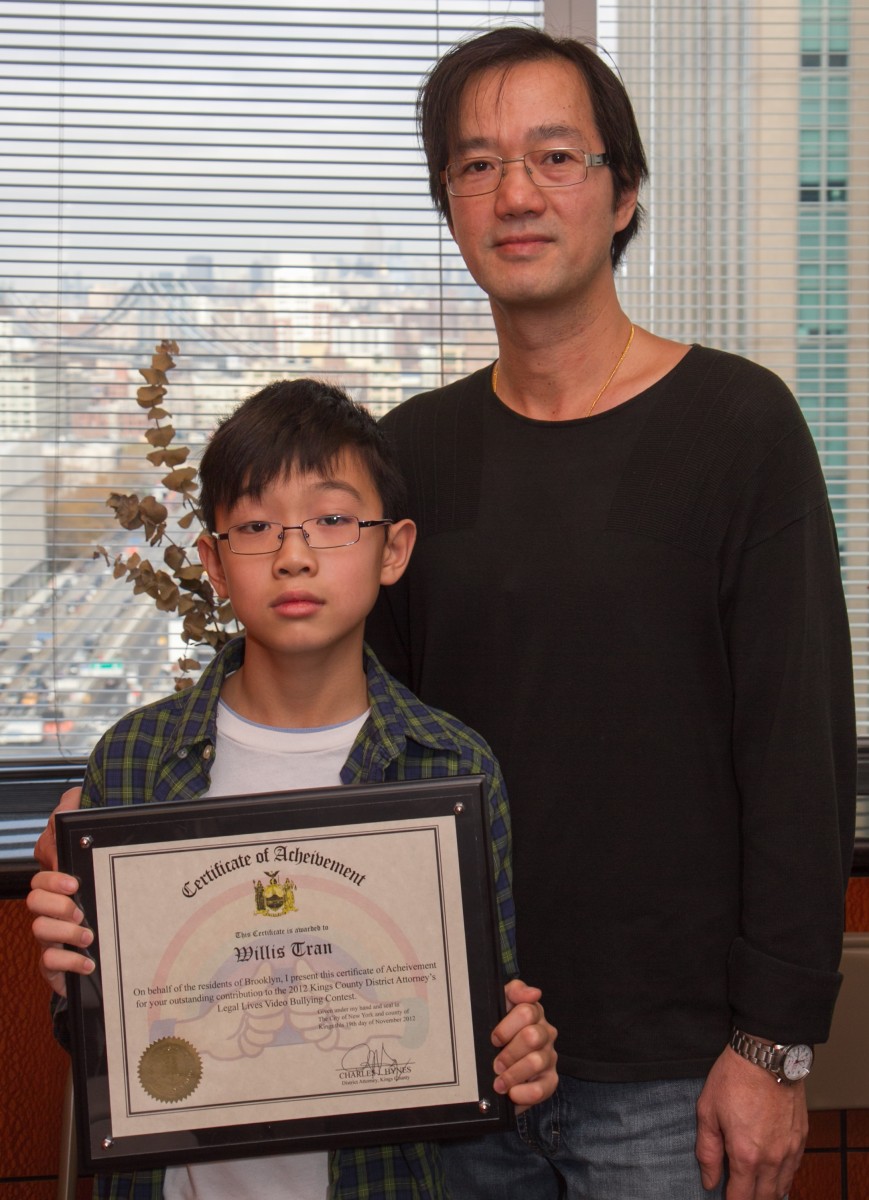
[729,1028,813,1085]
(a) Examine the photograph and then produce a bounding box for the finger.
[27,883,83,925]
[29,870,80,898]
[41,943,96,978]
[492,999,543,1049]
[503,978,543,1013]
[775,1157,801,1200]
[492,1013,551,1070]
[723,1161,757,1200]
[31,913,93,951]
[506,1066,559,1112]
[494,1045,554,1093]
[695,1123,726,1192]
[494,1024,557,1084]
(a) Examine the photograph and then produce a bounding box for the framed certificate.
[55,775,511,1171]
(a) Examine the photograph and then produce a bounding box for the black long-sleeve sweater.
[368,345,856,1082]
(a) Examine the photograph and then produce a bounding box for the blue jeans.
[440,1076,725,1200]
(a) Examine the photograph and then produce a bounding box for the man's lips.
[494,233,552,249]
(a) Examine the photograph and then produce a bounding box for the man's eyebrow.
[526,123,587,145]
[453,124,588,157]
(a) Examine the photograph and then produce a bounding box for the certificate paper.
[57,777,510,1170]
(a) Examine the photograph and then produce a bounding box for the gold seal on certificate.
[138,1037,203,1103]
[56,777,510,1171]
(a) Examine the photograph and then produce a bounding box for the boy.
[28,378,556,1200]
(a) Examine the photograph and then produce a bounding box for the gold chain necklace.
[491,323,636,418]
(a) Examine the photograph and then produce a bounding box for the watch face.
[782,1044,813,1081]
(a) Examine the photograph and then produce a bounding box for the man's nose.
[495,156,545,212]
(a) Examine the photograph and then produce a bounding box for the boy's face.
[198,452,415,667]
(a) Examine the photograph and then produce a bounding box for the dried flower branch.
[95,340,239,689]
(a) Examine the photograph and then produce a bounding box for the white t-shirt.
[163,700,368,1200]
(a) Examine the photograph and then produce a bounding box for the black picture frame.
[56,775,510,1172]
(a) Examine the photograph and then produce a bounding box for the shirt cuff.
[728,936,843,1044]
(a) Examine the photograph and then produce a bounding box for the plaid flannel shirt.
[67,637,517,1200]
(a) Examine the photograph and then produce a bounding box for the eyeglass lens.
[227,516,361,553]
[447,148,595,196]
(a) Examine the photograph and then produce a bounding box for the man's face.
[445,57,637,315]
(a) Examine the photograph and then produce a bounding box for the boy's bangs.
[234,447,351,511]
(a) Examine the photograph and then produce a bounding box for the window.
[596,0,868,846]
[0,1,540,787]
[3,0,867,864]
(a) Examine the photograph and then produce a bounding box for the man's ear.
[379,519,416,587]
[197,533,230,600]
[613,180,640,234]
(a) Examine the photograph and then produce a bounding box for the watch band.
[730,1029,781,1071]
[729,1028,813,1084]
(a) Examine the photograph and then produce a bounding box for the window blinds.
[0,1,540,763]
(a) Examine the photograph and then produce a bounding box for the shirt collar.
[160,637,463,770]
[162,636,245,763]
[352,643,465,775]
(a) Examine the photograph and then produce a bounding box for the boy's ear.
[197,533,230,600]
[379,519,416,587]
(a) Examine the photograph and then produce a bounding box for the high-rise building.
[597,0,869,731]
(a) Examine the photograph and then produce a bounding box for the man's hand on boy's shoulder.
[27,870,95,998]
[492,979,558,1113]
[29,787,91,998]
[33,785,83,871]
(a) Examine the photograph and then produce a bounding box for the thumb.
[695,1110,725,1191]
[503,978,543,1012]
[34,786,83,871]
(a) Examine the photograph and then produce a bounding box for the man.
[366,24,856,1200]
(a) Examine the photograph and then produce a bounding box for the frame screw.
[101,1136,114,1149]
[478,1099,491,1113]
[80,835,93,849]
[453,802,465,815]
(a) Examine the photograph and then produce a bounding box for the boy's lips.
[271,590,324,616]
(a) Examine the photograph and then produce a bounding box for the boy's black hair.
[198,378,407,533]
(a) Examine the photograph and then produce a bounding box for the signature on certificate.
[340,1041,413,1077]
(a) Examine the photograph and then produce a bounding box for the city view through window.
[0,2,535,782]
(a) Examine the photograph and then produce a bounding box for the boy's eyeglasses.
[214,516,393,554]
[441,148,609,197]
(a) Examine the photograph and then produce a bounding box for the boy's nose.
[272,527,316,573]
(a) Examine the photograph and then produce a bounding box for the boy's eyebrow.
[454,123,587,157]
[310,477,365,504]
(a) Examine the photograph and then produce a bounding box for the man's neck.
[490,303,686,422]
[488,294,631,418]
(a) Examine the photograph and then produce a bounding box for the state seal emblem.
[254,870,297,916]
[138,1036,202,1103]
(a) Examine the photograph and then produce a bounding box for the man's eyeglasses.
[442,148,609,197]
[214,516,393,554]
